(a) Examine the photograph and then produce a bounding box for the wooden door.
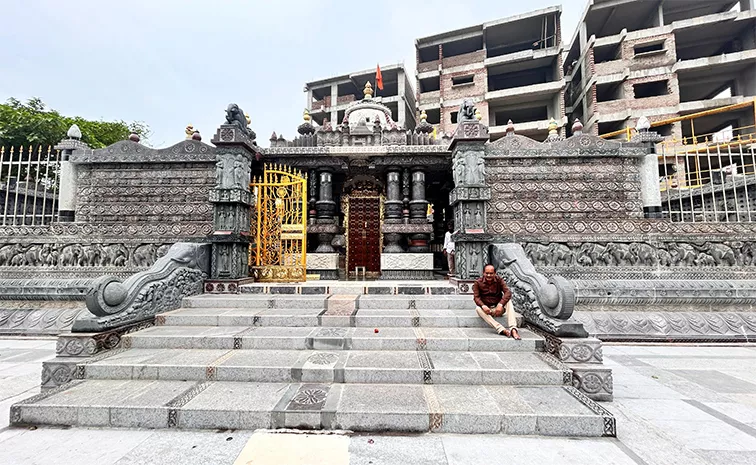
[347,197,381,272]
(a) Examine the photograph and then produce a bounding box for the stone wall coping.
[70,140,216,164]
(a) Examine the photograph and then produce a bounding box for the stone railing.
[72,242,210,332]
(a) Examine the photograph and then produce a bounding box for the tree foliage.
[0,97,150,149]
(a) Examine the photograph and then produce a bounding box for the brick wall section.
[418,60,440,73]
[442,50,486,68]
[419,90,440,105]
[625,33,677,70]
[441,68,487,101]
[596,73,679,114]
[337,95,356,105]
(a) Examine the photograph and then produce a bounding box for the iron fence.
[0,146,60,226]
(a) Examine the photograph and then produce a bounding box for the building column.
[306,88,313,111]
[384,167,404,253]
[330,85,339,125]
[315,168,337,253]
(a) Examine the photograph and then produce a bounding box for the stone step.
[239,282,458,296]
[12,379,614,436]
[181,294,475,310]
[124,326,542,352]
[79,349,569,386]
[158,308,520,329]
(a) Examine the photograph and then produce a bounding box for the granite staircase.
[12,287,615,437]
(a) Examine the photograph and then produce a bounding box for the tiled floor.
[1,338,756,464]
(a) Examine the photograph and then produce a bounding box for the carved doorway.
[342,177,383,278]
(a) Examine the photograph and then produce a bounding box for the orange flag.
[376,64,384,91]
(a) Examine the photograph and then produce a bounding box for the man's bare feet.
[497,327,511,337]
[510,328,521,340]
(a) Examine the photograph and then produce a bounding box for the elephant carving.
[156,244,171,258]
[59,244,84,267]
[547,243,573,266]
[101,244,128,267]
[695,253,717,267]
[696,242,736,266]
[10,245,27,266]
[0,244,19,266]
[668,243,697,267]
[23,245,42,267]
[524,243,551,266]
[604,242,634,266]
[578,243,609,266]
[133,244,158,267]
[629,243,659,266]
[81,244,104,267]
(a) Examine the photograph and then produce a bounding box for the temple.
[266,82,455,280]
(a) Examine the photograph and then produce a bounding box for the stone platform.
[11,294,615,437]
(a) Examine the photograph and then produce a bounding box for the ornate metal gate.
[249,164,307,282]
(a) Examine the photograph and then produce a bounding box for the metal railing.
[0,146,60,226]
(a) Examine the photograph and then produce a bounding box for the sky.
[0,0,583,148]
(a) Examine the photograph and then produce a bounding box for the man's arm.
[498,277,512,306]
[472,281,485,308]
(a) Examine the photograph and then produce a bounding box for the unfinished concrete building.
[305,64,417,130]
[415,6,564,141]
[564,0,756,138]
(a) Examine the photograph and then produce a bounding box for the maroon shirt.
[472,275,512,308]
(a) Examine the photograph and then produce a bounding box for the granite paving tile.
[692,450,756,465]
[650,419,756,451]
[432,385,501,433]
[180,382,289,429]
[670,370,756,393]
[113,429,254,465]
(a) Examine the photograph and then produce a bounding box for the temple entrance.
[342,177,383,278]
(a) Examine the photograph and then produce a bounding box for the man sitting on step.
[473,264,521,340]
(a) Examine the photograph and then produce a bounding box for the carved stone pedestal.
[43,320,154,389]
[307,253,340,280]
[380,253,434,279]
[210,123,257,280]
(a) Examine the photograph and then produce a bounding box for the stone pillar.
[54,125,89,222]
[449,111,492,281]
[408,167,429,252]
[308,169,317,224]
[383,167,404,253]
[631,129,664,218]
[315,168,337,253]
[402,168,411,223]
[209,115,257,285]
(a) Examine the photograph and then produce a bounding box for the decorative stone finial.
[67,124,82,140]
[415,109,433,134]
[128,132,140,143]
[475,108,483,121]
[191,130,201,141]
[572,118,583,135]
[636,115,651,132]
[548,118,558,135]
[303,109,311,123]
[270,131,278,141]
[363,81,374,100]
[505,119,515,136]
[185,124,195,139]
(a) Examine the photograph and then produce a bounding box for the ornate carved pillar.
[314,168,337,253]
[402,168,410,223]
[383,167,404,253]
[208,108,258,286]
[407,167,429,252]
[308,168,317,224]
[449,102,491,281]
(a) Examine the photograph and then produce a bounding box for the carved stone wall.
[484,132,756,279]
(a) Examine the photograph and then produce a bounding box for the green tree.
[0,97,150,149]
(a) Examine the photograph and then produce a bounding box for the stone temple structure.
[4,92,756,437]
[267,82,452,280]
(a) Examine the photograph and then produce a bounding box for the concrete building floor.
[1,337,755,465]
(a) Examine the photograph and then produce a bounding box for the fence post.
[54,124,89,222]
[631,117,664,219]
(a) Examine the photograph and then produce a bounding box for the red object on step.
[374,328,379,333]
